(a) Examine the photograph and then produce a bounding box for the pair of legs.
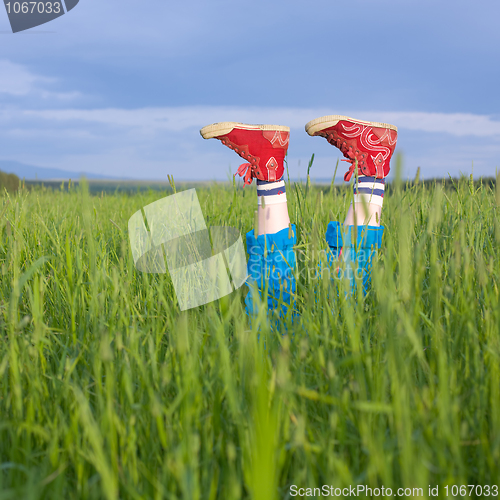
[200,116,398,314]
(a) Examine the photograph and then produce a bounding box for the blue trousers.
[244,221,383,317]
[325,221,384,295]
[245,224,297,317]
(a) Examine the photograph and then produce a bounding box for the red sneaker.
[200,122,290,186]
[305,115,397,181]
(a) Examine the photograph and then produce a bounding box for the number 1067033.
[5,2,62,14]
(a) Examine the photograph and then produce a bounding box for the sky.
[0,0,499,182]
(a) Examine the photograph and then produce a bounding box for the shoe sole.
[200,122,290,139]
[305,115,398,136]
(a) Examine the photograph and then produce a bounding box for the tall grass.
[0,174,499,499]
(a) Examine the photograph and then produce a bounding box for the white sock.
[257,179,287,206]
[353,175,384,208]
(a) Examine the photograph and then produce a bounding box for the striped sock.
[257,178,286,205]
[353,175,384,207]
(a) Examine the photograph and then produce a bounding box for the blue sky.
[0,0,499,181]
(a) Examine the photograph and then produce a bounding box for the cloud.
[21,106,500,137]
[0,60,53,96]
[1,105,498,180]
[0,60,81,101]
[374,112,500,137]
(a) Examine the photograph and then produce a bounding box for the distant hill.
[0,160,124,180]
[0,170,20,192]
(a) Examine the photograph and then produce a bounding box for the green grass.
[0,173,499,499]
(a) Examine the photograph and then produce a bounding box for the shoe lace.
[235,162,255,186]
[321,132,361,182]
[221,137,258,186]
[341,153,357,182]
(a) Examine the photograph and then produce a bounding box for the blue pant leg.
[325,222,383,295]
[245,225,297,317]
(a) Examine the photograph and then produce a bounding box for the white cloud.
[1,105,499,180]
[0,60,53,96]
[0,60,81,100]
[374,112,500,137]
[22,106,500,137]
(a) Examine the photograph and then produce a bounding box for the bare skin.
[258,202,290,235]
[257,199,380,235]
[257,183,382,235]
[343,201,382,227]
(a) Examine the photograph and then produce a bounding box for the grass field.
[0,168,499,499]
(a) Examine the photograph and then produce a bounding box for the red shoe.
[200,122,290,186]
[305,115,397,181]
